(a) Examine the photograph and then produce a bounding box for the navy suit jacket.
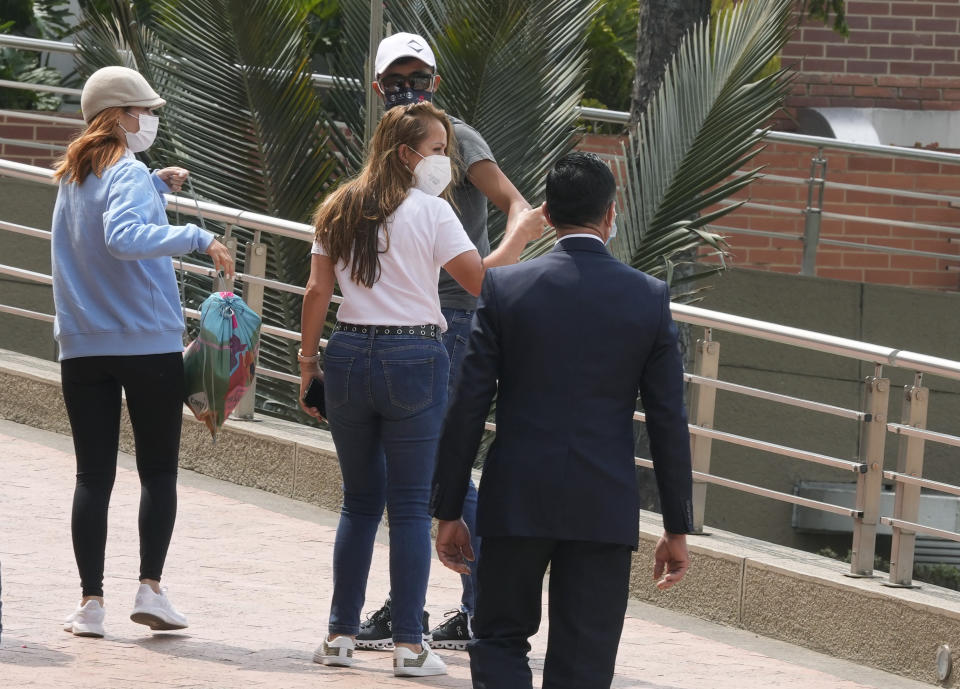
[431,237,694,546]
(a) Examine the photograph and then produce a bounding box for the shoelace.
[363,606,390,623]
[437,610,463,631]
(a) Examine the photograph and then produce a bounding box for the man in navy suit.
[430,152,694,689]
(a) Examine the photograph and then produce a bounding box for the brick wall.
[0,111,82,169]
[579,134,960,291]
[783,0,960,113]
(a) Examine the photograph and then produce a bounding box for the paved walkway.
[0,419,931,689]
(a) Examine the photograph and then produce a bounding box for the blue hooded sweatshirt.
[51,154,214,360]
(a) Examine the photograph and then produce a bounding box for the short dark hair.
[545,152,616,228]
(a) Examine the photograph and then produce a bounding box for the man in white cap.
[351,31,535,654]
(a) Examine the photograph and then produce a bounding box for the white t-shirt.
[312,188,476,331]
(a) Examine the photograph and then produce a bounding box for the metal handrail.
[887,423,960,450]
[0,138,64,151]
[883,472,960,499]
[734,170,960,207]
[0,34,76,54]
[671,303,960,381]
[0,109,83,126]
[881,517,960,544]
[684,373,865,421]
[0,78,81,97]
[635,457,863,518]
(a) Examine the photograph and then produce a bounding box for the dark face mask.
[385,88,434,109]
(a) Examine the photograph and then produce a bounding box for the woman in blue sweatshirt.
[52,66,234,639]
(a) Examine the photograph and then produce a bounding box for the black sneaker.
[355,599,432,651]
[429,610,472,650]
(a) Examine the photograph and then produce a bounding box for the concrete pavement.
[0,419,933,688]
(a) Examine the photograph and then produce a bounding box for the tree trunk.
[631,0,710,514]
[631,0,711,122]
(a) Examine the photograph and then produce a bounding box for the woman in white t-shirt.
[298,102,543,676]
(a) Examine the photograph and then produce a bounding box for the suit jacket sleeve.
[639,285,694,534]
[431,272,501,520]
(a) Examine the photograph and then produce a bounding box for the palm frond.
[611,0,796,287]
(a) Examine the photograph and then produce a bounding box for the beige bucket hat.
[80,66,166,123]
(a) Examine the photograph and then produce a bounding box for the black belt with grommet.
[334,322,440,339]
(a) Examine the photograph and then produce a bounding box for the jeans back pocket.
[323,354,355,410]
[381,357,436,413]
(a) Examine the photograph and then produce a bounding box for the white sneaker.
[313,635,356,666]
[393,640,447,677]
[63,600,105,638]
[130,584,188,631]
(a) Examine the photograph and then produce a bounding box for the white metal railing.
[3,156,960,587]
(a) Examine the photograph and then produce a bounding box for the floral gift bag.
[183,291,262,439]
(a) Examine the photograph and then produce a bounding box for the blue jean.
[441,308,481,616]
[325,329,449,644]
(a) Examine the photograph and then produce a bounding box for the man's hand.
[436,518,475,575]
[157,166,189,193]
[653,532,689,591]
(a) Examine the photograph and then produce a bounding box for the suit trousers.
[469,536,632,689]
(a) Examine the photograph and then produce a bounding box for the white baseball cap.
[374,32,436,77]
[80,66,166,123]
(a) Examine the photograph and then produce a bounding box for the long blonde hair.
[313,101,457,288]
[53,107,127,184]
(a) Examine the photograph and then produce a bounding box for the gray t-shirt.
[438,116,496,310]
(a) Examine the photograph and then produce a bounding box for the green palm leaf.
[611,0,796,288]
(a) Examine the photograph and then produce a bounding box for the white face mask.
[605,218,618,246]
[120,113,159,153]
[409,148,452,196]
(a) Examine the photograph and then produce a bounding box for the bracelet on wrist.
[297,348,321,363]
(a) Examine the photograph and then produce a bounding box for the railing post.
[364,0,384,145]
[801,149,827,277]
[888,373,929,587]
[850,369,889,577]
[689,328,720,533]
[233,236,267,420]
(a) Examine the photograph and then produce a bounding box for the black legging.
[61,353,184,598]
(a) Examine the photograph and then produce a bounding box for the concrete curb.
[2,348,959,686]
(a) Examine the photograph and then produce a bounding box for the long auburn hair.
[313,101,457,288]
[53,107,127,184]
